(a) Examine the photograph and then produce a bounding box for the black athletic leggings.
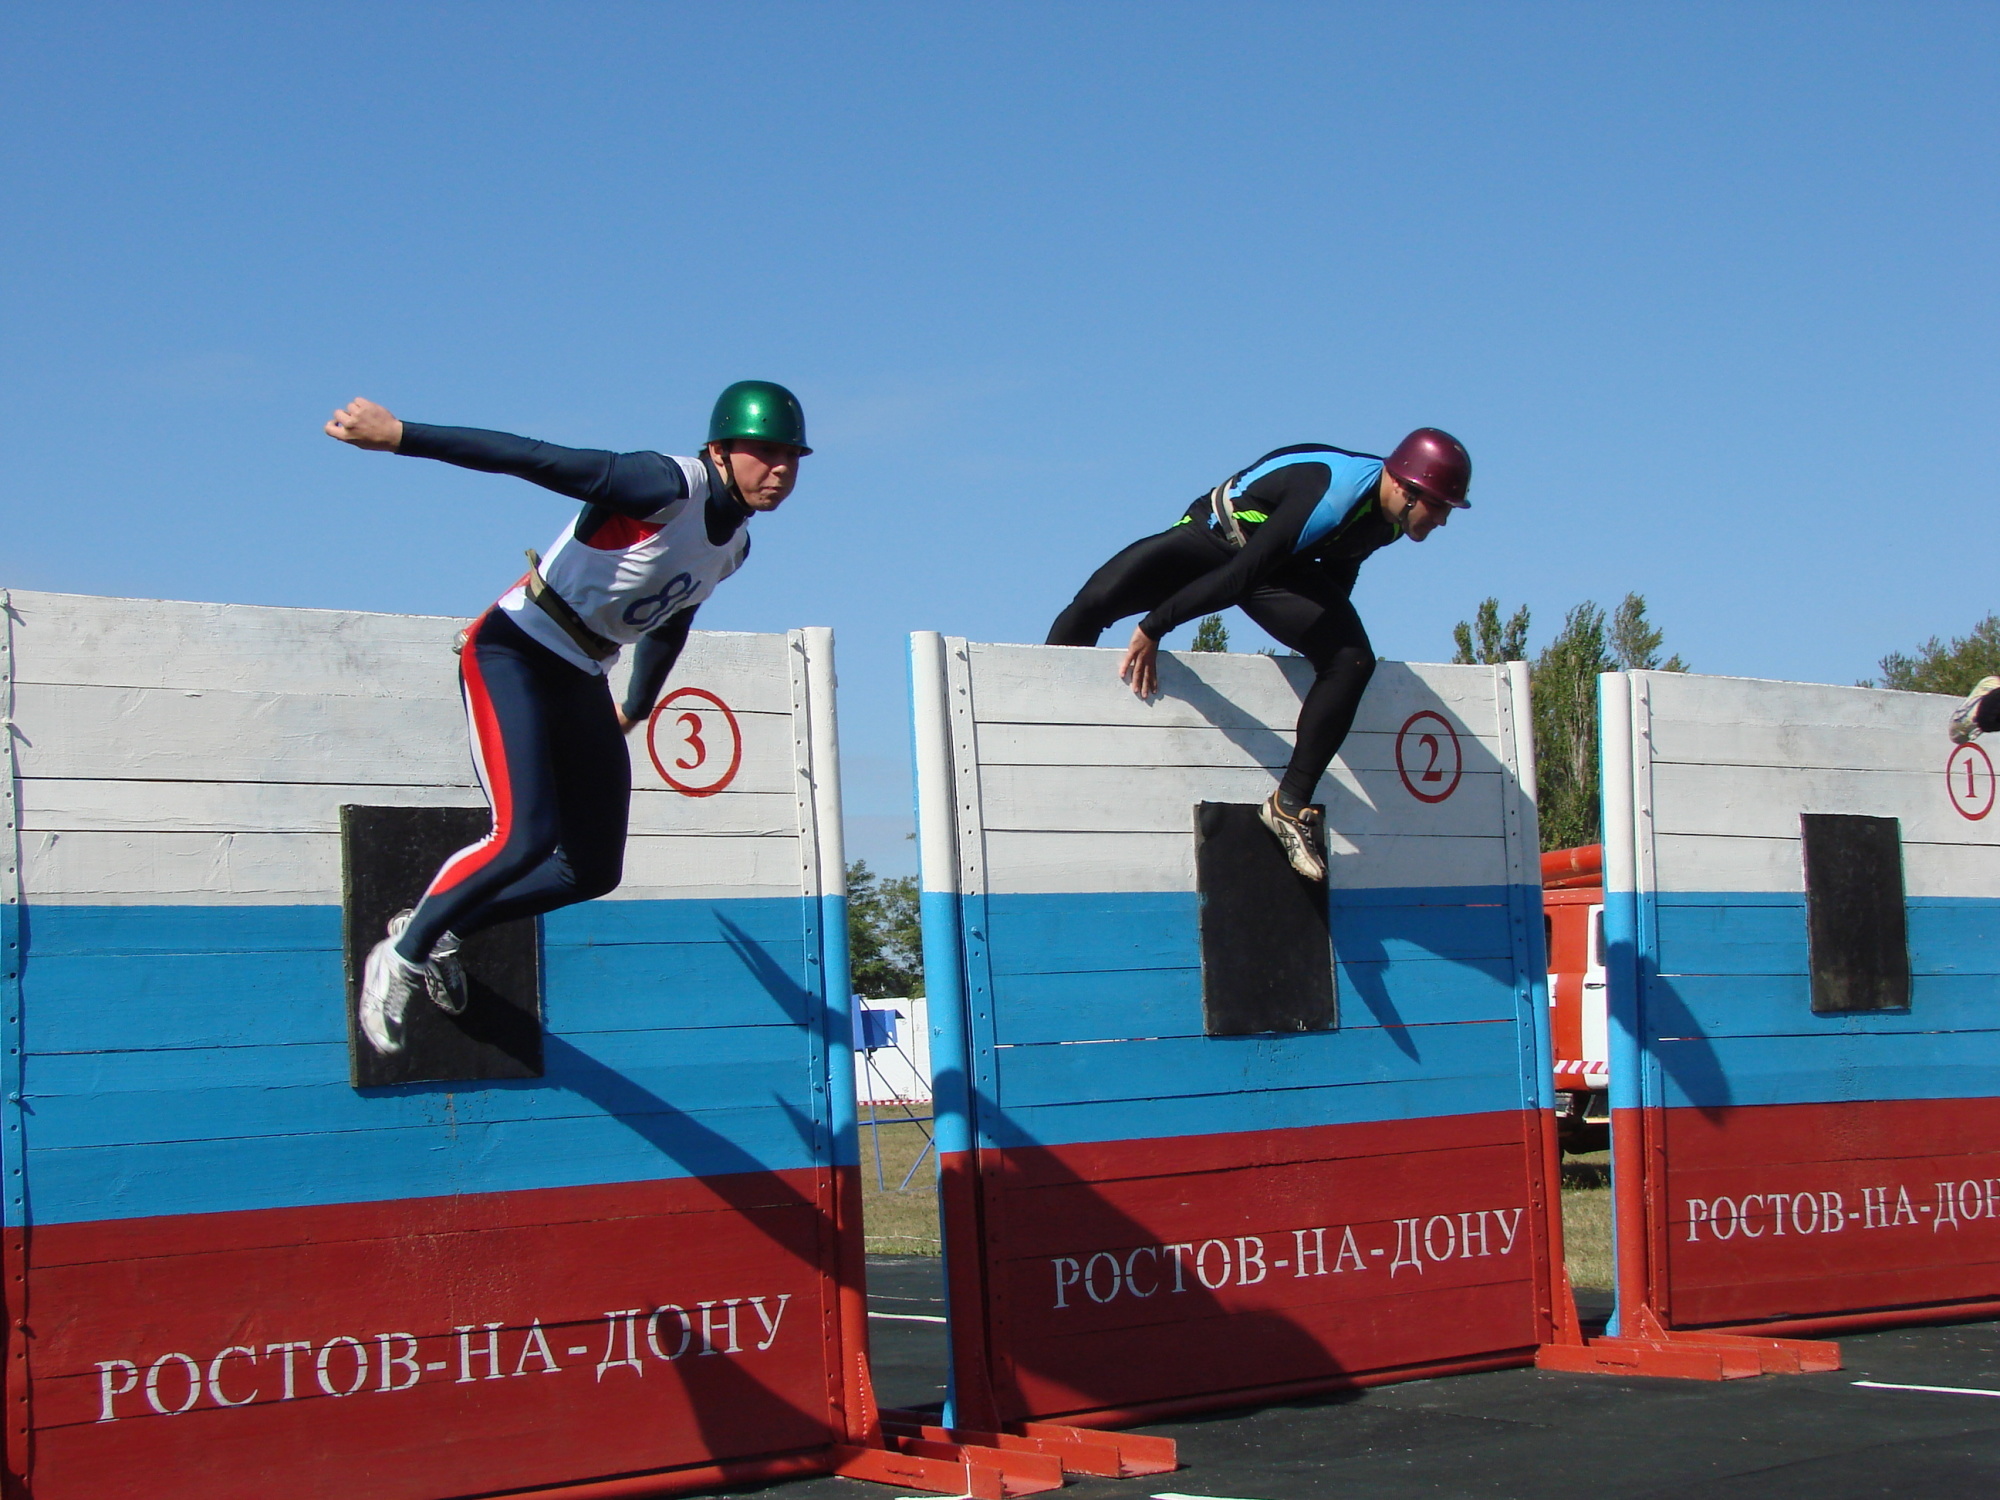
[1048,522,1376,811]
[393,607,630,964]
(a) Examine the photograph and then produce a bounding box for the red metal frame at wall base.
[477,1438,1070,1500]
[1536,1304,1841,1382]
[487,1450,833,1500]
[881,1409,1178,1485]
[1530,1101,1844,1381]
[978,1353,1543,1431]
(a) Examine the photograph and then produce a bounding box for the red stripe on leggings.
[425,613,514,896]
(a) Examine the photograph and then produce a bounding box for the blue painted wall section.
[16,896,837,1227]
[1642,893,2000,1110]
[946,884,1546,1153]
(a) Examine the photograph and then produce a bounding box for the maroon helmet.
[1385,428,1472,508]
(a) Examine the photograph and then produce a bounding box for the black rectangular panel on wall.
[1801,812,1910,1015]
[342,804,544,1087]
[1195,801,1337,1037]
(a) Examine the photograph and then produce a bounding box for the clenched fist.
[325,397,404,452]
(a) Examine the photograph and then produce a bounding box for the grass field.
[1561,1151,1612,1290]
[857,1118,943,1255]
[861,1120,1617,1290]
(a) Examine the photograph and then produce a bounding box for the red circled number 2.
[647,688,743,798]
[1395,710,1464,804]
[1947,741,1995,822]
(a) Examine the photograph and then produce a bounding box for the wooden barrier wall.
[0,589,874,1499]
[1601,670,2000,1337]
[912,636,1563,1428]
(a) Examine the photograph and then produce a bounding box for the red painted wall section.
[952,1112,1553,1423]
[1657,1098,2000,1328]
[22,1172,845,1500]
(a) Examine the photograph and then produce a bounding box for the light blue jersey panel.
[1230,452,1384,553]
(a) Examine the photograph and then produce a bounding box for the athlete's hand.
[615,707,640,734]
[1118,627,1159,699]
[325,397,404,452]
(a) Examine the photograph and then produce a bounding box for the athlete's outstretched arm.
[324,397,687,519]
[615,607,699,731]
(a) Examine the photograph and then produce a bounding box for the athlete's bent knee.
[1315,643,1375,685]
[570,853,625,904]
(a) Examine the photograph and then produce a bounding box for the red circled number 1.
[1947,742,1995,821]
[647,688,743,798]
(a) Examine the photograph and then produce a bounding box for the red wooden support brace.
[881,1409,1179,1483]
[893,1437,1064,1494]
[1008,1422,1179,1477]
[833,1443,1011,1499]
[1536,1302,1841,1381]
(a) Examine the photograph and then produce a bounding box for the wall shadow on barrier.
[950,1126,1470,1424]
[543,906,855,1459]
[1163,661,1516,1066]
[1628,947,1734,1122]
[946,1039,1514,1425]
[353,907,833,1256]
[1156,657,1296,772]
[1158,659,1513,783]
[716,911,815,1027]
[1331,894,1536,1064]
[1331,916,1420,1061]
[537,1033,847,1464]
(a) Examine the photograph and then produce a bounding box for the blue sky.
[5,3,1995,874]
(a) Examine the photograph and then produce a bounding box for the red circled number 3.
[676,712,706,771]
[647,688,743,798]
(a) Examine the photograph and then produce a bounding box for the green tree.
[1190,615,1230,652]
[1609,593,1687,672]
[1523,592,1686,851]
[1452,597,1530,664]
[847,859,923,998]
[1532,603,1612,851]
[1872,614,2000,694]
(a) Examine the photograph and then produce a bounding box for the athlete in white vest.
[324,382,809,1053]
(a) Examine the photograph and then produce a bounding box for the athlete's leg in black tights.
[393,608,630,965]
[1047,524,1232,646]
[1240,566,1376,811]
[1049,528,1376,815]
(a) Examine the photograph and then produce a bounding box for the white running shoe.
[1259,791,1327,883]
[385,909,467,1016]
[359,934,424,1054]
[426,928,468,1015]
[1949,676,2000,745]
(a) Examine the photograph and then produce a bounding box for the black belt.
[521,550,619,662]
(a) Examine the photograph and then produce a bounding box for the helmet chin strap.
[1385,476,1412,536]
[711,443,752,510]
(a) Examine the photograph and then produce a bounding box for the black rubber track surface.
[727,1256,2000,1500]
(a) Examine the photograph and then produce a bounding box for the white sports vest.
[495,453,749,673]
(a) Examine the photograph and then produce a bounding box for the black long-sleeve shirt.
[397,422,749,718]
[1138,459,1398,640]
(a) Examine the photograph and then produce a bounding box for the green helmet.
[707,380,810,454]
